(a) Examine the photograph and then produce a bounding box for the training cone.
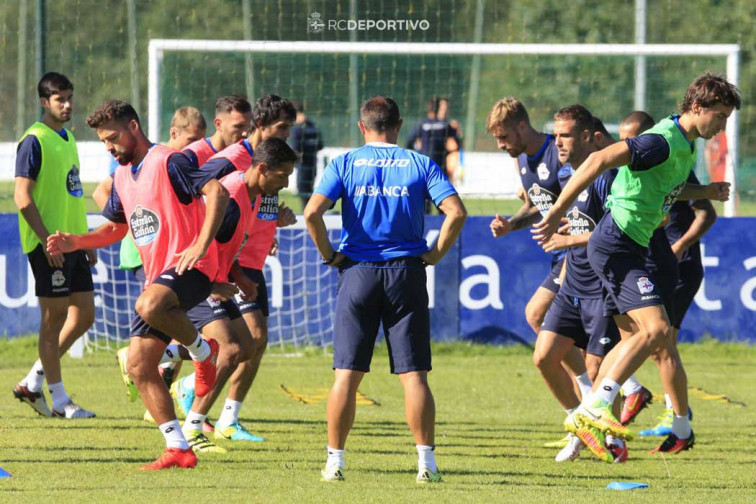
[0,467,11,478]
[607,481,648,490]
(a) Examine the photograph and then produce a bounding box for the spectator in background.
[289,100,324,210]
[406,96,462,181]
[705,130,727,182]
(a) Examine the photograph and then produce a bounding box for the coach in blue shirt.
[304,96,466,483]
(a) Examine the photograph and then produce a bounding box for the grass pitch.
[0,337,754,503]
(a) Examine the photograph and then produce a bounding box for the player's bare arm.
[304,192,345,268]
[679,182,730,202]
[47,220,129,256]
[175,178,229,275]
[14,176,62,268]
[533,141,631,243]
[671,200,717,259]
[421,194,467,265]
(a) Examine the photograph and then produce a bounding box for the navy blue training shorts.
[539,255,565,293]
[130,267,211,344]
[232,267,269,317]
[541,291,619,357]
[333,256,431,374]
[187,296,242,330]
[587,212,665,316]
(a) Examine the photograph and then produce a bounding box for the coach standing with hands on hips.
[305,96,467,484]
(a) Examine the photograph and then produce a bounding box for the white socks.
[574,373,593,401]
[216,399,242,429]
[417,445,437,472]
[326,447,345,470]
[24,360,46,392]
[183,410,207,433]
[160,419,189,449]
[621,375,643,396]
[671,413,692,439]
[593,378,621,404]
[48,382,70,411]
[160,345,183,364]
[186,334,210,361]
[665,394,673,410]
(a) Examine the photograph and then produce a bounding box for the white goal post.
[148,40,741,216]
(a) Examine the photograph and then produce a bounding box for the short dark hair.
[681,72,741,114]
[215,95,252,116]
[252,95,296,128]
[554,104,594,134]
[426,95,448,115]
[86,100,140,129]
[360,96,401,132]
[621,111,656,133]
[592,117,611,137]
[252,137,299,169]
[38,72,73,99]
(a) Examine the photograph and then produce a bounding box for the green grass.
[1,337,754,503]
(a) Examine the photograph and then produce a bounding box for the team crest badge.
[577,189,589,202]
[571,206,580,219]
[51,270,65,287]
[537,162,549,181]
[637,277,654,294]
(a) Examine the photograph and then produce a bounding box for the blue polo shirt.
[315,141,457,262]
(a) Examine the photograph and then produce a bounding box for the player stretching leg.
[534,73,740,455]
[48,100,226,470]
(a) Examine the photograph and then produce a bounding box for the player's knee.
[525,309,543,334]
[78,307,95,331]
[219,341,243,369]
[127,356,154,385]
[643,320,671,350]
[532,348,557,372]
[135,294,164,325]
[41,307,67,332]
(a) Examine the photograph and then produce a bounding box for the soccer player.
[533,73,740,455]
[171,95,297,441]
[534,105,623,463]
[591,117,615,149]
[92,107,208,406]
[47,100,226,470]
[305,96,467,483]
[184,95,253,167]
[13,72,96,419]
[406,96,462,179]
[486,98,592,410]
[289,100,324,209]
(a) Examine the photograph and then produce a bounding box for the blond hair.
[486,97,530,133]
[169,106,206,132]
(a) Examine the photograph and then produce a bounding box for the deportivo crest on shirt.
[130,205,160,246]
[206,297,222,308]
[577,189,589,202]
[637,276,655,294]
[537,162,549,181]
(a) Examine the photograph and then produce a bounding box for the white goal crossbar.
[148,40,740,215]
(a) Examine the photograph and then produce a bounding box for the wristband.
[322,252,337,265]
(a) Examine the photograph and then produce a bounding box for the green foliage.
[0,337,755,502]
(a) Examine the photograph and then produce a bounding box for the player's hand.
[277,202,297,228]
[210,282,238,302]
[671,241,686,261]
[46,231,75,267]
[707,182,730,202]
[85,249,98,267]
[420,250,440,266]
[174,241,207,275]
[490,214,512,238]
[269,237,279,256]
[541,233,572,252]
[557,217,570,235]
[531,211,561,245]
[233,273,258,301]
[324,252,346,269]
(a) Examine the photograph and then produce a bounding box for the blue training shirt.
[315,141,457,262]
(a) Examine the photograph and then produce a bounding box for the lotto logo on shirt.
[257,195,279,222]
[353,158,410,168]
[130,205,161,246]
[66,165,83,198]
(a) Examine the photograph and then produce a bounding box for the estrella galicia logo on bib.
[130,205,160,246]
[662,182,686,212]
[567,206,596,236]
[66,165,83,197]
[527,183,557,214]
[257,195,279,222]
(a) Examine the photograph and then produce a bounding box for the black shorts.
[541,292,619,357]
[233,267,269,317]
[671,253,704,328]
[186,297,242,330]
[130,267,212,344]
[333,256,431,374]
[587,213,664,316]
[27,244,94,297]
[540,255,564,293]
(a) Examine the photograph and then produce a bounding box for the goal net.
[87,218,342,352]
